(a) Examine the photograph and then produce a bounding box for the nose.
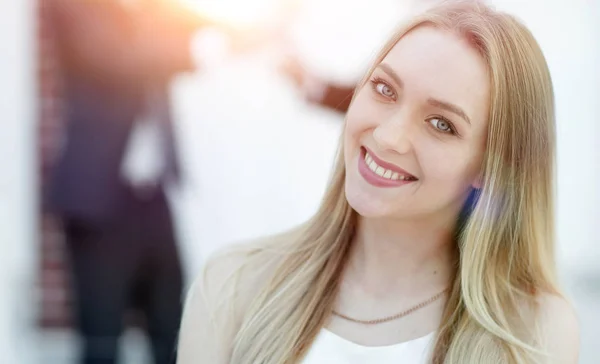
[372,113,415,155]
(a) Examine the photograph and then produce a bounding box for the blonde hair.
[216,1,558,363]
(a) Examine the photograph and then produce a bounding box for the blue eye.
[428,117,456,135]
[375,82,394,97]
[370,77,396,100]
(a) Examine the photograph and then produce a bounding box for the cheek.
[418,141,482,187]
[344,89,380,144]
[343,115,361,146]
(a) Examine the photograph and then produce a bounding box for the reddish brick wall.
[37,0,73,329]
[36,0,146,331]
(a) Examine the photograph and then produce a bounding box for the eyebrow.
[427,98,471,126]
[376,63,472,126]
[377,63,404,88]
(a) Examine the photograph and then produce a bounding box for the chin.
[344,182,395,218]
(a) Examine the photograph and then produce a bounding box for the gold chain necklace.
[331,288,449,325]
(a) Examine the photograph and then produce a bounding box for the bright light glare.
[178,0,282,27]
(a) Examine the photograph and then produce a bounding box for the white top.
[301,329,435,364]
[121,116,165,186]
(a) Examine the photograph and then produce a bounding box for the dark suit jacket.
[47,0,197,222]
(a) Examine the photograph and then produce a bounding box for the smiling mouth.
[361,147,418,182]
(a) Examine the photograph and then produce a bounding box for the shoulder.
[188,240,279,322]
[197,245,253,303]
[535,292,580,364]
[178,241,280,363]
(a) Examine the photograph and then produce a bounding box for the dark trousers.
[64,186,183,364]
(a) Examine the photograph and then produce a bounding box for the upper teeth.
[365,152,413,181]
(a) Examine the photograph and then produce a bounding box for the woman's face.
[344,26,490,221]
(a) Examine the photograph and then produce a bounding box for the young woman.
[177,1,579,363]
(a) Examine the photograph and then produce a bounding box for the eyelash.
[370,77,396,100]
[369,76,459,136]
[427,116,458,136]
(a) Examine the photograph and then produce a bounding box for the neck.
[345,214,458,297]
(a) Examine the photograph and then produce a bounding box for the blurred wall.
[493,0,600,277]
[0,0,37,361]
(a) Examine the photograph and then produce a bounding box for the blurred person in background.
[177,1,579,363]
[280,56,355,113]
[45,0,235,363]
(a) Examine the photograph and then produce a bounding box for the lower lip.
[358,147,417,188]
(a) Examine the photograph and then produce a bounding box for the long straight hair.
[216,1,558,363]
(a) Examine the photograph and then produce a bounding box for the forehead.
[380,26,490,125]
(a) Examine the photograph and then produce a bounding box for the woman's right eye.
[370,78,396,100]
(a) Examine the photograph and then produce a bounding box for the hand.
[279,54,308,88]
[278,54,330,104]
